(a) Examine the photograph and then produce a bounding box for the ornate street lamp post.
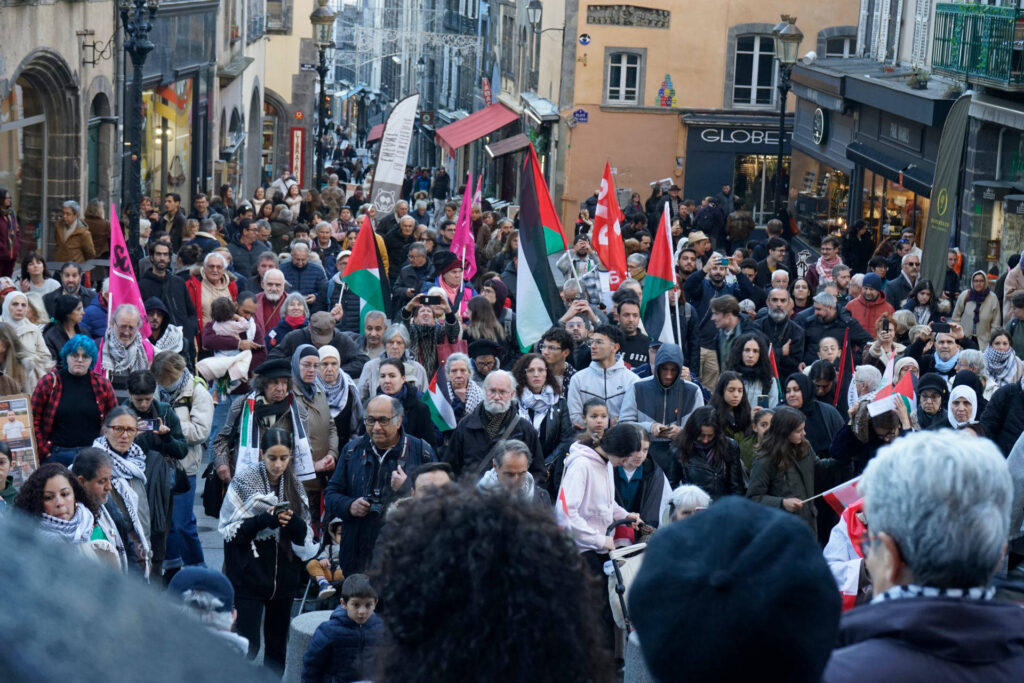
[772,14,803,219]
[311,0,337,189]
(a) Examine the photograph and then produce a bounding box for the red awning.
[367,123,384,143]
[435,103,519,157]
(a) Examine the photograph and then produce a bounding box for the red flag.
[108,206,151,338]
[868,371,916,417]
[592,162,628,291]
[833,328,852,407]
[821,476,862,516]
[768,343,783,400]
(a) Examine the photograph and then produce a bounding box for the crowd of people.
[2,168,1024,682]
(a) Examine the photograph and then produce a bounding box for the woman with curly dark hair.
[371,486,616,683]
[13,462,121,567]
[726,332,778,411]
[670,405,746,498]
[512,353,574,468]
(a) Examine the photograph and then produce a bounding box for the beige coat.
[1003,265,1024,321]
[54,222,97,262]
[952,290,1001,349]
[167,376,214,476]
[299,389,339,493]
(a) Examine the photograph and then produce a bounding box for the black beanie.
[628,496,840,683]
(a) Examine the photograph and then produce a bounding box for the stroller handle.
[606,518,636,535]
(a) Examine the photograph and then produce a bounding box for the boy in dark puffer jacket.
[302,574,384,683]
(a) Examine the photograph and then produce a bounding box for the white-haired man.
[444,370,547,485]
[98,304,154,377]
[256,267,287,332]
[823,430,1024,681]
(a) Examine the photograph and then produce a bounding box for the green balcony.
[932,2,1024,91]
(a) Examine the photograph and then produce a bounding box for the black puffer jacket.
[669,437,746,500]
[981,382,1024,455]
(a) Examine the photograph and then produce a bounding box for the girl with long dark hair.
[218,428,317,673]
[709,371,757,470]
[726,332,778,411]
[902,278,939,326]
[747,405,820,534]
[669,406,746,499]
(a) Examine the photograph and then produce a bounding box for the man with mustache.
[756,287,805,379]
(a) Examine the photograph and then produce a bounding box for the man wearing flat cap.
[269,310,369,377]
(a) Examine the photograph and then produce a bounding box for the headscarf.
[291,344,320,402]
[985,344,1017,387]
[317,346,354,417]
[947,384,978,427]
[1,291,34,336]
[893,357,919,383]
[965,270,990,333]
[915,373,950,428]
[952,370,987,415]
[38,503,95,544]
[785,372,838,455]
[102,321,149,374]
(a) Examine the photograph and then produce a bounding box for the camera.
[366,489,385,516]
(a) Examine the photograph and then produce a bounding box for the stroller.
[604,519,652,633]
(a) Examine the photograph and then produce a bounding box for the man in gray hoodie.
[620,343,704,473]
[566,324,640,428]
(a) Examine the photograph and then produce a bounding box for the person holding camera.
[218,428,317,673]
[324,395,437,575]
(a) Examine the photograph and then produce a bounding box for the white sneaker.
[317,584,337,600]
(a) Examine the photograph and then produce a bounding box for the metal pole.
[121,0,156,272]
[775,63,790,220]
[316,46,329,189]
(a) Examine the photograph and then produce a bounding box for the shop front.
[142,79,196,202]
[681,113,792,225]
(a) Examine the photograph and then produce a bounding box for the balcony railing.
[932,2,1024,90]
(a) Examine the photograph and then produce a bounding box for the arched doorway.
[0,50,80,257]
[87,93,114,204]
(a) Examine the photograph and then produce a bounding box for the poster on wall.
[290,127,306,188]
[0,395,37,488]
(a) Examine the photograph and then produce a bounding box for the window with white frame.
[825,36,855,58]
[733,35,776,107]
[606,51,643,105]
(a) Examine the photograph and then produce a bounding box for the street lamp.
[772,14,802,219]
[310,0,337,189]
[120,0,159,270]
[527,0,542,26]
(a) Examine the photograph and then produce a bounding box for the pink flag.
[109,206,152,338]
[449,174,477,279]
[473,174,483,207]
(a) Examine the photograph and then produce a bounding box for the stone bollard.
[282,610,332,683]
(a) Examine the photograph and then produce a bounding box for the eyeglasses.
[540,344,565,353]
[107,425,138,436]
[485,388,512,398]
[364,416,396,426]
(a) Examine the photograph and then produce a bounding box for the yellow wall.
[561,0,859,224]
[265,0,317,103]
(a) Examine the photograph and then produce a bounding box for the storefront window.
[789,150,850,244]
[1,83,46,248]
[142,79,194,201]
[733,154,789,225]
[859,169,928,245]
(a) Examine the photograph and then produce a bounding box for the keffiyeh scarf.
[985,345,1017,387]
[450,380,483,420]
[102,326,149,374]
[872,584,995,604]
[91,436,152,566]
[319,370,355,418]
[153,324,183,353]
[217,461,317,560]
[519,386,559,430]
[38,503,95,544]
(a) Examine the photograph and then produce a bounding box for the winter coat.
[844,292,895,337]
[981,381,1024,456]
[787,373,845,458]
[613,457,671,529]
[952,290,1001,349]
[823,596,1024,683]
[227,236,269,281]
[385,383,438,448]
[53,221,95,263]
[444,402,546,484]
[302,609,384,683]
[747,447,820,534]
[323,432,436,574]
[393,261,436,309]
[884,273,916,308]
[357,355,430,403]
[1003,264,1024,322]
[279,260,328,299]
[559,442,628,553]
[566,357,641,427]
[138,270,197,343]
[519,393,575,466]
[185,277,238,352]
[620,343,704,473]
[670,436,746,500]
[298,389,340,493]
[800,308,873,366]
[312,238,343,278]
[79,292,108,340]
[756,314,806,380]
[267,316,307,350]
[165,374,213,476]
[224,509,309,600]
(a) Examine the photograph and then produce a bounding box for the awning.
[485,133,531,158]
[367,123,384,143]
[217,55,255,82]
[521,92,560,124]
[334,83,367,101]
[436,103,519,157]
[846,140,933,196]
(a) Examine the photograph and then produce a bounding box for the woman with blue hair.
[30,333,117,466]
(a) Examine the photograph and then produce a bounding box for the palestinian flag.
[768,343,784,401]
[641,203,676,345]
[867,372,916,417]
[341,215,389,333]
[523,144,570,255]
[516,144,567,351]
[832,328,855,410]
[821,476,862,516]
[423,362,458,432]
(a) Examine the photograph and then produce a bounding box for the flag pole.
[673,291,682,347]
[459,245,467,297]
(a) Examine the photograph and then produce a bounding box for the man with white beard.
[756,287,806,378]
[255,268,287,332]
[443,370,547,486]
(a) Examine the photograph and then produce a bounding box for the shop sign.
[482,78,492,106]
[691,126,790,150]
[290,127,305,187]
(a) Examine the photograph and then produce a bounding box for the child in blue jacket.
[302,574,384,683]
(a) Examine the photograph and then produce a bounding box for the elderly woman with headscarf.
[2,290,54,385]
[947,383,979,430]
[894,356,920,384]
[31,334,118,467]
[952,270,1001,349]
[291,344,339,529]
[96,304,154,379]
[952,369,988,416]
[916,372,951,430]
[317,346,361,445]
[356,323,430,403]
[782,372,845,459]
